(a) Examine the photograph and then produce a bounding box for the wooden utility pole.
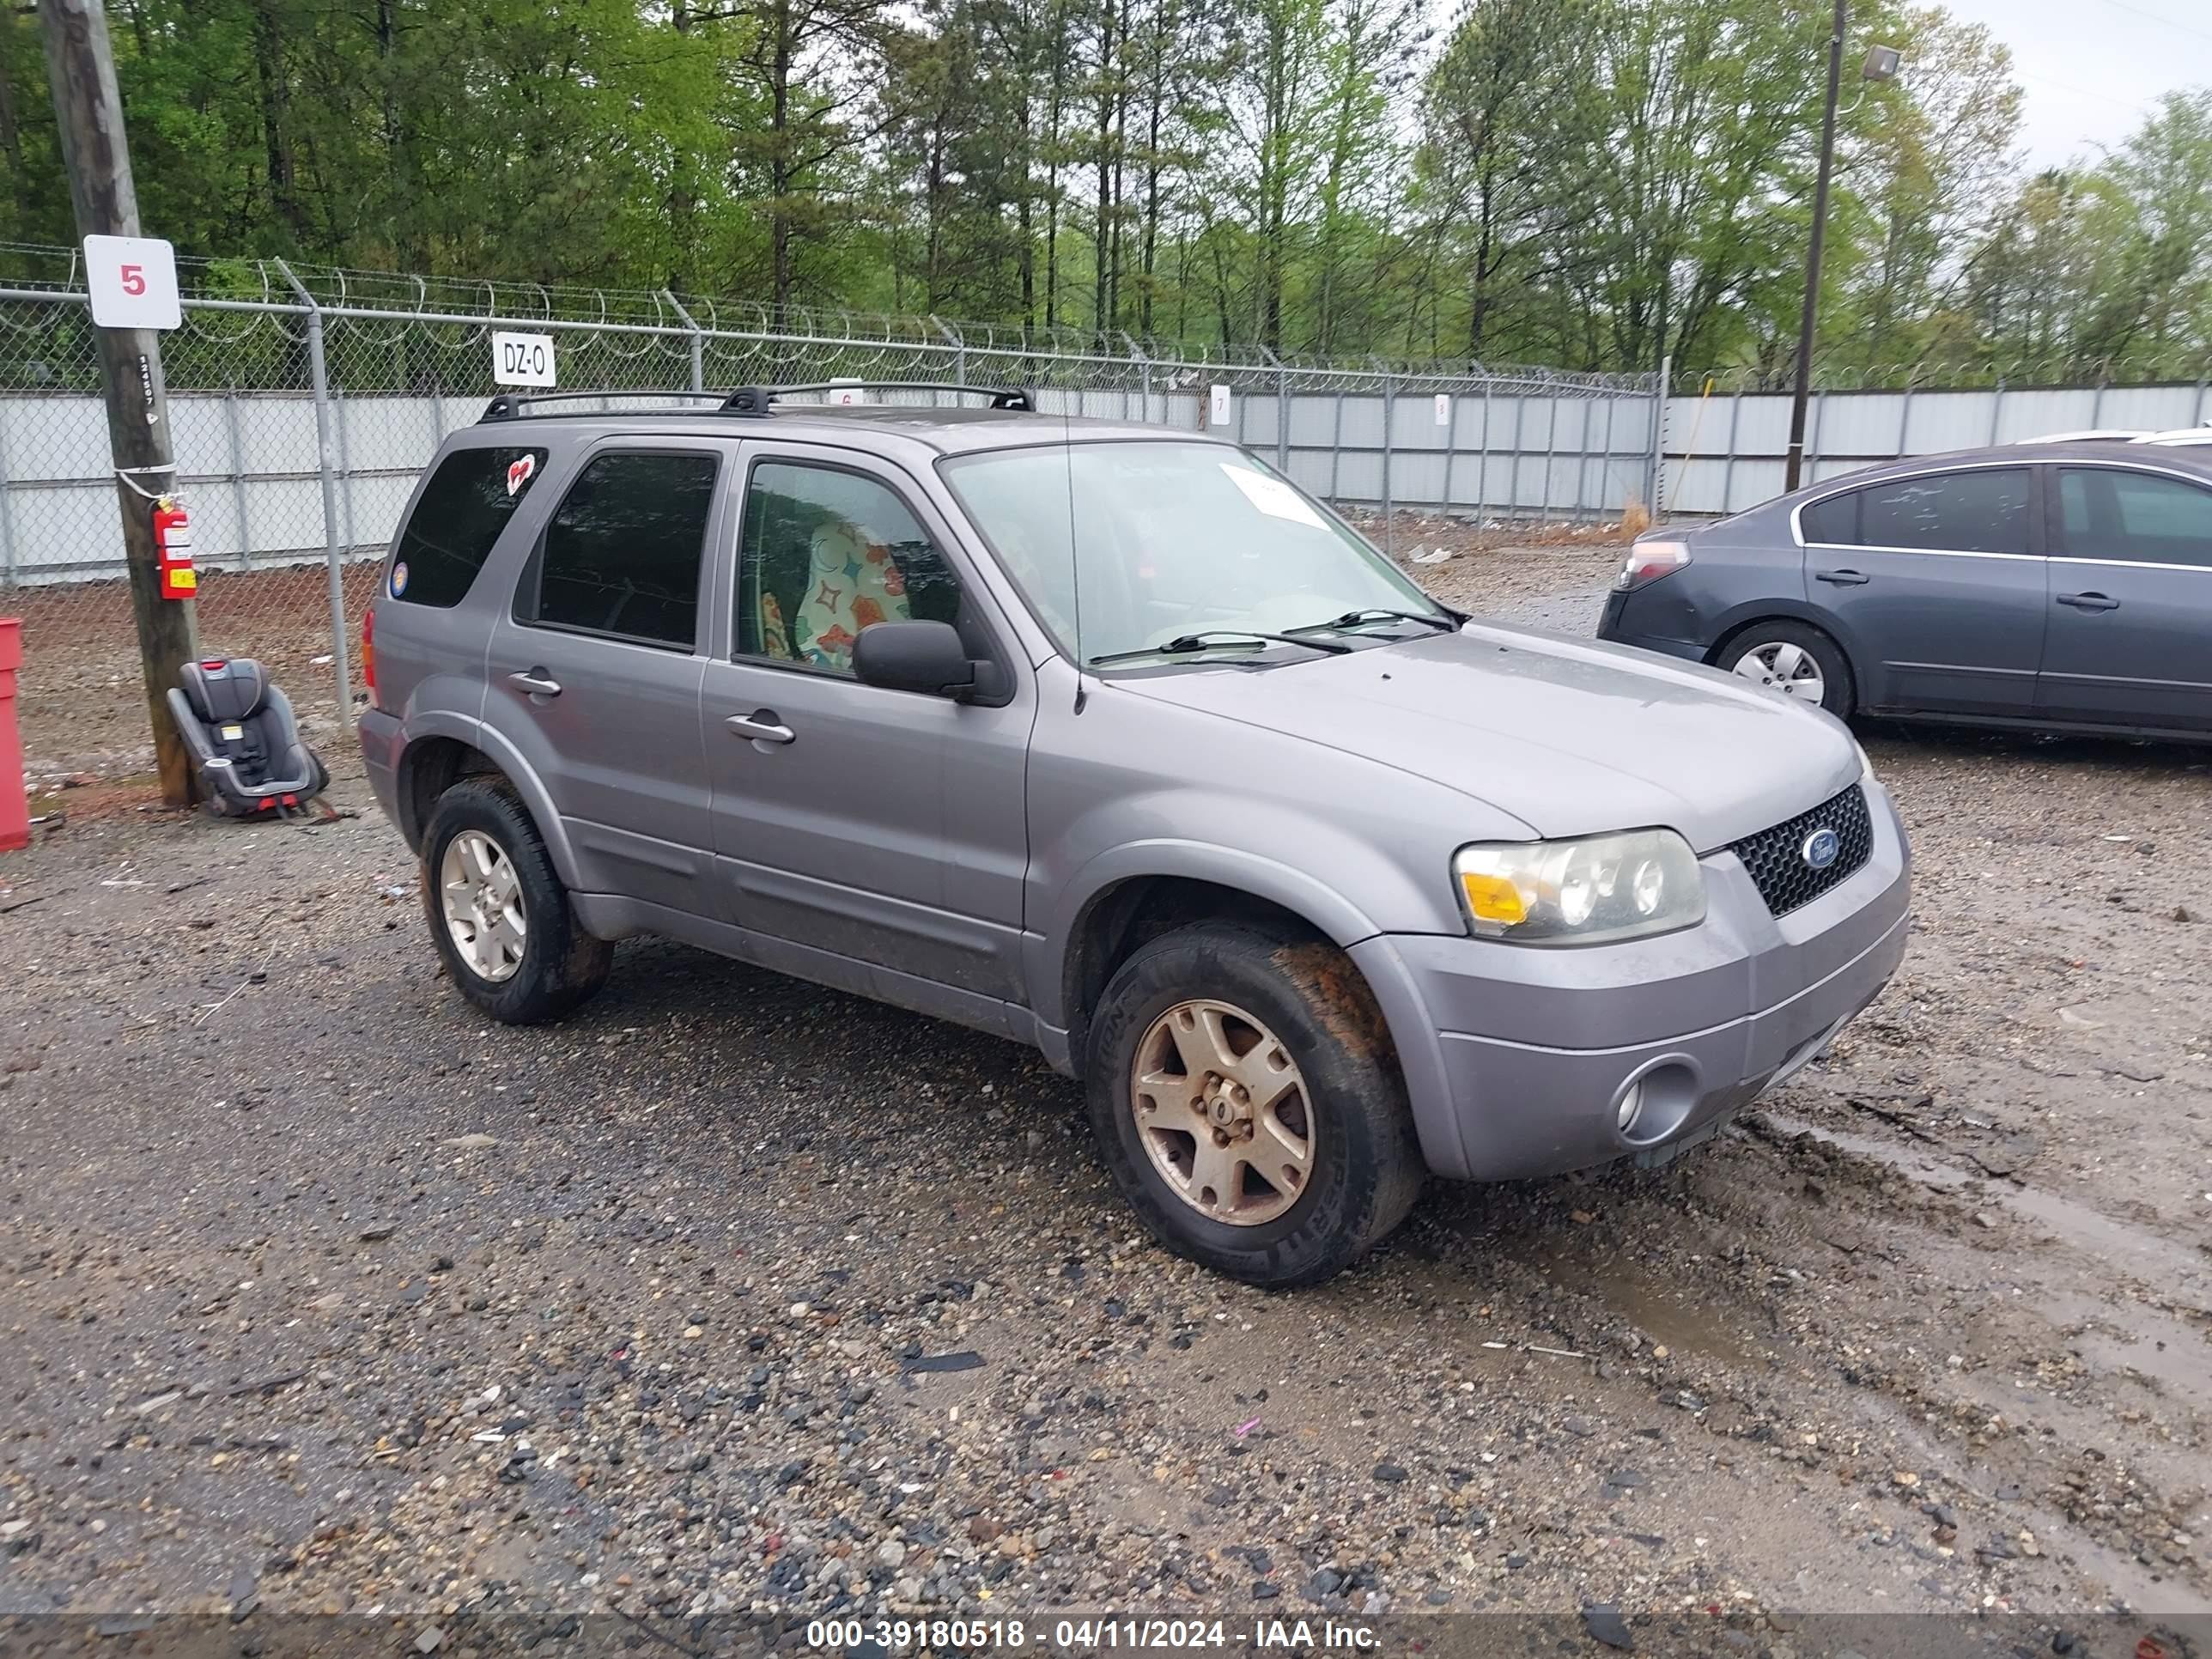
[1784,0,1848,495]
[40,0,198,805]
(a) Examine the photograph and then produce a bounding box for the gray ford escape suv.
[358,384,1911,1287]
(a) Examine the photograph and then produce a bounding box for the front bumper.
[1351,781,1911,1182]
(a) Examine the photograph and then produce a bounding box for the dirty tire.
[1085,922,1422,1288]
[420,778,612,1025]
[1716,620,1856,720]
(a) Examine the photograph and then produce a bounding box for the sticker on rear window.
[1220,463,1326,530]
[390,560,409,597]
[507,453,537,496]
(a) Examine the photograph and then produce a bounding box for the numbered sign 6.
[492,331,558,388]
[83,235,182,331]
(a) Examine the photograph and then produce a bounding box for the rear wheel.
[1717,622,1855,719]
[1085,922,1422,1287]
[420,779,611,1024]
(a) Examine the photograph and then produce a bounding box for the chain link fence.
[0,246,1665,783]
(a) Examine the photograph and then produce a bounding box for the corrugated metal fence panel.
[1663,382,2212,516]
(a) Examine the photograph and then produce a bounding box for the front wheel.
[1717,621,1856,719]
[1084,923,1423,1287]
[420,778,612,1024]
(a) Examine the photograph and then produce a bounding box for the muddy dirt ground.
[2,529,2208,1653]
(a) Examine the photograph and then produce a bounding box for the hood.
[1113,622,1861,851]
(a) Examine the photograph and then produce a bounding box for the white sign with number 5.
[492,331,558,388]
[83,235,181,331]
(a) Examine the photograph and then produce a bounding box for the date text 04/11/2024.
[801,1619,1381,1650]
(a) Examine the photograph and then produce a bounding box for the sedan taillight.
[1615,538,1691,591]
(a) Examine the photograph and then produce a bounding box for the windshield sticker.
[1220,464,1326,530]
[507,453,537,496]
[390,560,409,597]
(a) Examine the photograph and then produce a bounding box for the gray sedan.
[1598,441,2212,739]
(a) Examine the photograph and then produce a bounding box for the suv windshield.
[940,440,1448,664]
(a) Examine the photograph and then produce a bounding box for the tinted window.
[1855,468,2030,555]
[389,446,547,608]
[1800,491,1857,544]
[2059,468,2212,568]
[736,462,961,676]
[524,453,719,647]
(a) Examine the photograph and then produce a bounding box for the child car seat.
[165,658,330,817]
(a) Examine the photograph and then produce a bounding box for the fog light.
[1616,1080,1644,1134]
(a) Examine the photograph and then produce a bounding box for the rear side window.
[520,452,720,648]
[389,446,547,607]
[2059,468,2212,568]
[1856,468,2030,555]
[1800,492,1856,544]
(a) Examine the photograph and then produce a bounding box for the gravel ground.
[3,532,2209,1652]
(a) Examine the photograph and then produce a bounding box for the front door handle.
[2057,592,2121,612]
[1814,568,1870,586]
[726,710,796,744]
[507,669,562,696]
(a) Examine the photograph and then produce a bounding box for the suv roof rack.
[720,382,1036,414]
[478,383,1036,423]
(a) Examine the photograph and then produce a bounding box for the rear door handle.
[2057,592,2120,612]
[1814,568,1870,586]
[725,710,796,744]
[507,669,562,696]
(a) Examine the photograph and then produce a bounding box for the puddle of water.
[1532,1249,1759,1370]
[1759,1112,2211,1291]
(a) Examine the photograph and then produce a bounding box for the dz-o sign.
[493,331,558,388]
[83,235,182,331]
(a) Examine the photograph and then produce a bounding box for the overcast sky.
[1930,0,2212,168]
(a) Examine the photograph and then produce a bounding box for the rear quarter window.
[387,446,548,608]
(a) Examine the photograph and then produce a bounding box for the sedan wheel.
[440,828,528,983]
[1128,997,1316,1226]
[1731,640,1827,705]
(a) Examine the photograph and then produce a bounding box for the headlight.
[1454,830,1705,945]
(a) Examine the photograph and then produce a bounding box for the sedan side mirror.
[853,619,979,699]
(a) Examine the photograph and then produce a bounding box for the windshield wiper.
[1283,607,1458,637]
[1088,629,1353,666]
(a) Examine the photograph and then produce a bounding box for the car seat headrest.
[179,659,270,725]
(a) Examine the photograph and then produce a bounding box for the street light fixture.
[1784,5,1902,493]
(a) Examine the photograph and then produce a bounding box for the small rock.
[1892,1470,1921,1489]
[414,1628,444,1656]
[2175,907,2195,924]
[1582,1602,1634,1650]
[1305,1568,1342,1599]
[134,1390,182,1415]
[442,1133,498,1151]
[1252,1581,1279,1600]
[358,1224,398,1243]
[1563,1415,1595,1437]
[875,1540,907,1571]
[1372,1462,1407,1483]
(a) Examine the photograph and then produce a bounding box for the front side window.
[939,441,1446,665]
[390,445,547,608]
[2059,468,2212,568]
[520,451,719,648]
[735,461,962,676]
[1853,467,2030,556]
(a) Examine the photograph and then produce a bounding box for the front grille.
[1729,783,1873,917]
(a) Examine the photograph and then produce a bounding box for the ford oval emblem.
[1802,826,1841,871]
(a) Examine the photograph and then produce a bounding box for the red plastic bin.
[0,619,25,853]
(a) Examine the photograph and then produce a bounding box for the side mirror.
[852,619,978,699]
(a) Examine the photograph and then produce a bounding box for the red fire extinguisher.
[154,495,196,599]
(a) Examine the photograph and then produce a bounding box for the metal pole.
[1988,378,2006,445]
[1330,390,1345,501]
[1896,382,1913,460]
[0,398,17,584]
[274,258,353,719]
[223,386,251,568]
[1381,373,1395,558]
[1478,385,1492,517]
[1510,392,1525,521]
[1809,386,1829,483]
[1784,0,1848,494]
[1597,395,1617,521]
[1648,356,1671,515]
[664,289,705,393]
[1718,390,1741,518]
[1442,388,1461,511]
[1540,393,1558,525]
[1277,363,1290,473]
